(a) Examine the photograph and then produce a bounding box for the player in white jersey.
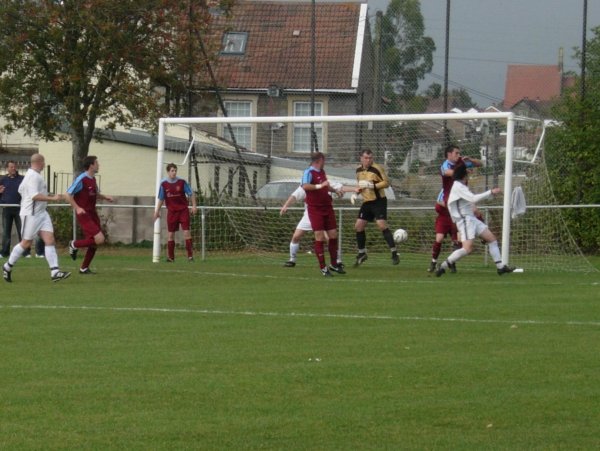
[435,164,514,277]
[2,154,71,283]
[280,183,344,269]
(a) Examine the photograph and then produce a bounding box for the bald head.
[30,153,45,172]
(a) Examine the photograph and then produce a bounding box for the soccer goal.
[153,112,595,272]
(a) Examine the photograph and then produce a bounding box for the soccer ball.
[393,228,408,244]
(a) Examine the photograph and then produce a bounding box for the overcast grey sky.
[368,0,600,107]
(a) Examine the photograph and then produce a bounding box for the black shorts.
[358,197,387,222]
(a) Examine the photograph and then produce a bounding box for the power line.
[427,72,504,104]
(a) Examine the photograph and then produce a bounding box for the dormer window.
[221,32,248,55]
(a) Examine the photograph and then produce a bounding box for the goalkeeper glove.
[358,180,374,189]
[350,194,359,205]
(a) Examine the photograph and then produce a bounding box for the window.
[223,101,252,150]
[293,101,323,153]
[221,32,248,55]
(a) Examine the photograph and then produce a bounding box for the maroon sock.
[432,241,442,260]
[167,240,175,260]
[74,237,95,248]
[328,239,338,266]
[81,246,97,270]
[314,240,326,269]
[185,239,193,258]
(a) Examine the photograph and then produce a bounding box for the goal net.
[153,113,595,272]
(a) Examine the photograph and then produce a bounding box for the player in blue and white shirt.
[280,183,344,268]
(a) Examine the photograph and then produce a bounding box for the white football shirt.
[18,168,48,216]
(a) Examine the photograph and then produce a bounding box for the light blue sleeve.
[301,168,313,185]
[66,173,87,195]
[184,181,193,196]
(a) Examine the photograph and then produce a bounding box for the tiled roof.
[210,1,367,91]
[503,65,563,109]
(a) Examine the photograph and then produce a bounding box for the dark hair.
[311,152,325,163]
[444,144,460,158]
[82,155,97,170]
[166,163,177,172]
[360,148,373,157]
[453,163,468,181]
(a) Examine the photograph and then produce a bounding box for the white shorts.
[454,216,487,242]
[20,212,54,241]
[296,210,313,232]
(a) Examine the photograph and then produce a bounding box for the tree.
[425,83,442,99]
[379,0,435,101]
[0,0,229,173]
[545,26,600,253]
[449,88,477,110]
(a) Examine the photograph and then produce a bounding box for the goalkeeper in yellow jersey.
[354,148,399,266]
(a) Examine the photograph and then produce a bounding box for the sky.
[368,0,600,107]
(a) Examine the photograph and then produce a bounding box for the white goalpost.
[152,112,595,272]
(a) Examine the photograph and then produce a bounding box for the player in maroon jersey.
[301,152,345,277]
[428,144,481,273]
[66,156,114,274]
[153,163,198,262]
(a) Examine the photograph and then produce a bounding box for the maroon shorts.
[77,210,102,238]
[434,203,457,239]
[167,208,191,233]
[307,205,337,232]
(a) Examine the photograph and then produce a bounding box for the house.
[15,2,378,200]
[503,63,575,117]
[197,1,375,160]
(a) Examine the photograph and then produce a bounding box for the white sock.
[448,247,468,264]
[488,241,503,268]
[8,244,26,267]
[45,245,59,274]
[289,242,300,262]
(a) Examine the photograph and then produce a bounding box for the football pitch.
[1,252,599,449]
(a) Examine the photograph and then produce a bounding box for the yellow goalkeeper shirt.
[356,162,390,202]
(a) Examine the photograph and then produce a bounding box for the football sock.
[8,243,26,266]
[74,237,95,248]
[45,245,59,270]
[382,228,395,249]
[185,239,193,258]
[314,240,326,269]
[82,246,97,270]
[289,242,300,261]
[432,241,442,260]
[328,239,338,266]
[167,240,175,260]
[488,241,503,268]
[448,247,468,264]
[356,231,366,250]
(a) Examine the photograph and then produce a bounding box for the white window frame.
[221,32,248,55]
[289,100,326,153]
[219,98,257,151]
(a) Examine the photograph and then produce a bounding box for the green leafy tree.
[545,26,600,253]
[379,0,435,101]
[425,83,442,99]
[449,88,477,110]
[0,0,229,173]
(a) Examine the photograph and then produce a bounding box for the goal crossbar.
[154,112,516,264]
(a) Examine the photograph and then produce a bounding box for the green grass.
[1,252,599,449]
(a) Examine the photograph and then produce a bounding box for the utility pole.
[443,0,451,147]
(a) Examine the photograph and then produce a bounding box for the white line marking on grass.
[120,267,600,287]
[4,304,600,328]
